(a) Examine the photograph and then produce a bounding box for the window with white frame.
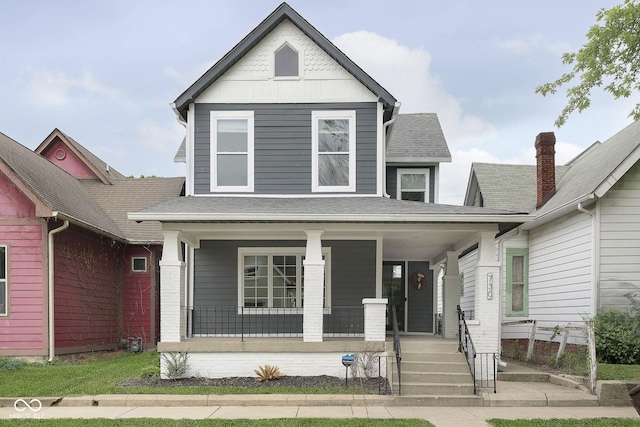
[131,257,148,273]
[312,111,356,192]
[274,43,299,77]
[506,248,529,316]
[0,246,6,316]
[238,248,330,311]
[397,169,430,202]
[210,111,254,191]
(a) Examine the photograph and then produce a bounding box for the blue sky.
[0,0,631,204]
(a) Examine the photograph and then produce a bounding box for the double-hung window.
[239,248,331,312]
[506,248,529,316]
[397,169,430,202]
[0,246,6,316]
[312,111,356,192]
[210,111,254,192]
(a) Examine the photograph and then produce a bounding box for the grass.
[598,363,640,381]
[488,419,640,426]
[0,419,434,426]
[0,351,372,397]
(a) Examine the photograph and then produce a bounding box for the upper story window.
[274,43,299,77]
[210,111,254,192]
[0,246,7,316]
[312,110,356,192]
[397,169,430,202]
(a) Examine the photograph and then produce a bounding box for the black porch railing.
[457,305,497,394]
[392,304,402,395]
[185,306,364,340]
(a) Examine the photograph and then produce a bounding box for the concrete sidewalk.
[0,404,637,426]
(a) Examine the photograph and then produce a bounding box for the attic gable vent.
[274,43,299,77]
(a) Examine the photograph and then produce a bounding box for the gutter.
[382,102,401,198]
[48,217,69,362]
[523,193,596,231]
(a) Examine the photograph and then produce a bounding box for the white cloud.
[20,70,123,106]
[136,118,184,155]
[332,31,495,146]
[163,59,216,87]
[498,33,571,56]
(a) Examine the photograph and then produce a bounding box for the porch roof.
[129,196,530,226]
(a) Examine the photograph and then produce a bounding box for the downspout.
[48,218,69,362]
[382,102,401,198]
[578,199,598,316]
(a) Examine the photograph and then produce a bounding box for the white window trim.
[237,247,332,314]
[0,245,7,317]
[311,110,356,193]
[210,111,254,192]
[131,256,148,273]
[396,168,430,203]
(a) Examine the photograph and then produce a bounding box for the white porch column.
[442,251,462,339]
[363,298,388,342]
[468,230,501,353]
[303,230,325,342]
[160,231,186,343]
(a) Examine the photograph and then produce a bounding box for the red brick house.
[0,129,183,358]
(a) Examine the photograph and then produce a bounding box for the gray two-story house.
[131,2,528,380]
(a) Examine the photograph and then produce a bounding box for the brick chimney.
[535,132,556,208]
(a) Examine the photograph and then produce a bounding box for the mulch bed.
[119,375,389,394]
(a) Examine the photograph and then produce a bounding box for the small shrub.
[254,365,283,382]
[0,357,25,371]
[139,365,160,379]
[593,309,640,364]
[161,351,189,380]
[352,344,382,379]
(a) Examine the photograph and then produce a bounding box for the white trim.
[131,256,148,273]
[0,245,7,317]
[187,104,195,196]
[376,102,384,197]
[433,164,440,204]
[237,247,332,313]
[210,111,254,192]
[396,168,430,203]
[311,110,356,193]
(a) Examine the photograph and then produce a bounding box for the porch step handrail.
[457,305,498,394]
[392,305,402,395]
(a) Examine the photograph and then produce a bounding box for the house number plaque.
[487,273,493,300]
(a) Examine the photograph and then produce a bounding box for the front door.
[383,261,405,331]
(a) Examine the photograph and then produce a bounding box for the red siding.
[121,246,160,347]
[0,172,46,355]
[44,141,95,179]
[53,225,123,351]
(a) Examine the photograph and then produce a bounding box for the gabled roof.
[386,114,451,163]
[172,2,397,121]
[464,120,640,223]
[0,131,123,238]
[465,163,570,213]
[82,177,185,244]
[35,128,126,184]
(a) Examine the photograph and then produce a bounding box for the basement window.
[132,257,148,273]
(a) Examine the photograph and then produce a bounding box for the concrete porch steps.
[391,335,475,398]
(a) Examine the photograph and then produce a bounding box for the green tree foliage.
[536,0,640,126]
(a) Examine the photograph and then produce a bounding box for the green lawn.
[0,352,371,397]
[0,419,434,426]
[598,364,640,381]
[488,419,640,426]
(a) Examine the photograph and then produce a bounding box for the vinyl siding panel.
[599,161,640,310]
[192,240,376,335]
[526,212,592,341]
[193,103,378,195]
[459,250,477,317]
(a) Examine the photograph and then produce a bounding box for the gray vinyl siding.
[194,103,378,195]
[386,166,435,203]
[191,240,376,335]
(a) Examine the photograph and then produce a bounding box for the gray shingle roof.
[470,163,570,213]
[387,114,451,162]
[82,177,185,244]
[536,120,640,216]
[0,132,122,237]
[134,196,524,221]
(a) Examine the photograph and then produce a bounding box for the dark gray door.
[407,261,433,333]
